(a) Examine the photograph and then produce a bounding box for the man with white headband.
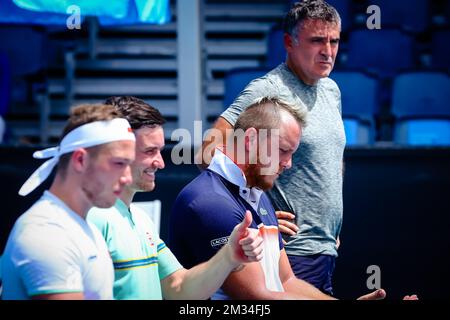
[1,104,136,300]
[87,96,264,300]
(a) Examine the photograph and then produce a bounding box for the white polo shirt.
[2,191,114,300]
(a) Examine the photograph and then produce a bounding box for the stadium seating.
[330,71,379,145]
[223,67,271,108]
[367,0,429,33]
[391,72,450,145]
[346,28,415,79]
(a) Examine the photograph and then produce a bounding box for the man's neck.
[49,178,90,220]
[285,58,318,86]
[119,187,135,208]
[222,147,254,189]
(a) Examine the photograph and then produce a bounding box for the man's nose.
[154,151,165,169]
[320,41,332,58]
[121,165,133,185]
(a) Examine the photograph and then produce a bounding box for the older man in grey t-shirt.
[197,1,345,295]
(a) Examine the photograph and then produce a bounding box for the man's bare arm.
[221,249,335,300]
[195,117,233,169]
[32,292,84,300]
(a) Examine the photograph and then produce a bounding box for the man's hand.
[357,289,387,300]
[356,289,419,300]
[402,295,419,300]
[228,210,263,264]
[276,211,299,236]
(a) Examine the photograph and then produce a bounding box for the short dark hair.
[283,0,341,38]
[104,96,165,130]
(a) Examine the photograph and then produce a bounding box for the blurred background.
[0,0,449,299]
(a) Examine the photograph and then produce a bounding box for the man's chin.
[256,178,275,191]
[93,199,117,209]
[135,182,156,193]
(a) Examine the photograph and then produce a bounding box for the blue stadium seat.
[391,72,450,146]
[367,0,430,33]
[330,71,379,145]
[0,26,48,77]
[0,255,3,298]
[395,120,450,146]
[223,67,271,109]
[431,29,450,70]
[324,0,351,32]
[342,119,370,146]
[0,52,10,143]
[0,52,11,117]
[346,29,414,79]
[266,26,285,69]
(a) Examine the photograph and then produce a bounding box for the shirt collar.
[207,147,247,188]
[114,198,137,225]
[208,148,264,211]
[114,198,129,215]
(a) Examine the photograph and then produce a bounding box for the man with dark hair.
[170,97,412,300]
[88,96,264,300]
[195,0,345,295]
[2,104,136,299]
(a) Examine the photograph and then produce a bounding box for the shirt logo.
[210,236,229,249]
[146,231,155,246]
[259,208,268,216]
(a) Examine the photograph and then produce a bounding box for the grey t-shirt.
[221,63,345,257]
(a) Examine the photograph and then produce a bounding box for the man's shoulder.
[320,77,341,94]
[177,170,227,197]
[174,171,241,213]
[243,65,285,90]
[87,205,120,230]
[12,197,69,235]
[6,209,78,258]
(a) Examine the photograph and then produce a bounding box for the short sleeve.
[220,77,274,126]
[156,240,183,280]
[170,191,245,269]
[324,77,342,116]
[11,225,84,296]
[131,206,183,281]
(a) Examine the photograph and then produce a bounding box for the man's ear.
[71,148,88,173]
[284,32,293,52]
[245,127,259,165]
[244,127,258,152]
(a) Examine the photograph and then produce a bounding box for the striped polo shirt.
[88,199,182,300]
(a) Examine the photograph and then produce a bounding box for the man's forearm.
[166,244,238,300]
[195,117,233,169]
[282,277,336,300]
[195,141,214,170]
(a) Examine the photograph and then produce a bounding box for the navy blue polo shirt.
[169,149,284,298]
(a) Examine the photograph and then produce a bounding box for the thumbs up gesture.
[228,210,264,265]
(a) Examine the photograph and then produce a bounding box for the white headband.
[19,118,136,196]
